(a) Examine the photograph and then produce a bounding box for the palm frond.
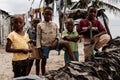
[104,0,120,3]
[98,1,120,14]
[97,9,109,22]
[70,0,91,9]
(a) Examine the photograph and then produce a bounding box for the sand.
[0,42,84,80]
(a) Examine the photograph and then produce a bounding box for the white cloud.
[0,0,40,15]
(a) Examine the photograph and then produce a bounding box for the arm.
[63,35,80,42]
[50,24,60,49]
[92,21,107,43]
[77,30,89,35]
[94,21,107,38]
[62,31,80,42]
[91,31,106,44]
[36,24,44,58]
[94,31,106,37]
[56,24,61,39]
[36,24,42,48]
[6,38,31,54]
[76,20,89,35]
[76,20,82,35]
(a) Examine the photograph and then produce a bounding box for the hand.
[91,35,99,44]
[73,35,81,42]
[87,21,92,30]
[28,40,35,43]
[51,39,57,49]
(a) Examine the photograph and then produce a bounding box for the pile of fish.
[45,37,120,80]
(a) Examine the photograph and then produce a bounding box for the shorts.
[41,39,61,58]
[84,34,110,50]
[12,59,28,78]
[95,34,110,49]
[41,46,51,58]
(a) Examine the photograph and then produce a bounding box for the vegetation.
[44,0,120,38]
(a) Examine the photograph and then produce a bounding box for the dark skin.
[26,18,41,76]
[78,7,106,44]
[32,18,40,31]
[40,8,54,75]
[88,7,106,44]
[28,19,41,44]
[64,18,80,42]
[40,8,75,75]
[6,15,31,54]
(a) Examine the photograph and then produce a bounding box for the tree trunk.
[102,14,112,39]
[62,0,67,32]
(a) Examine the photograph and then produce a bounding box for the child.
[62,18,80,63]
[76,6,110,60]
[26,18,41,76]
[5,14,31,78]
[36,7,75,75]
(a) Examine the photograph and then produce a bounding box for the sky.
[0,0,120,38]
[0,0,40,15]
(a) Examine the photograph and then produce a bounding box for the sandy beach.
[0,42,84,80]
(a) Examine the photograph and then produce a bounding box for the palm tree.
[67,0,120,11]
[65,0,120,39]
[43,0,120,38]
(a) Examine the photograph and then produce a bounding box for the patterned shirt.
[36,21,59,48]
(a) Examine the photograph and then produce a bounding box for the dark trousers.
[12,59,28,78]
